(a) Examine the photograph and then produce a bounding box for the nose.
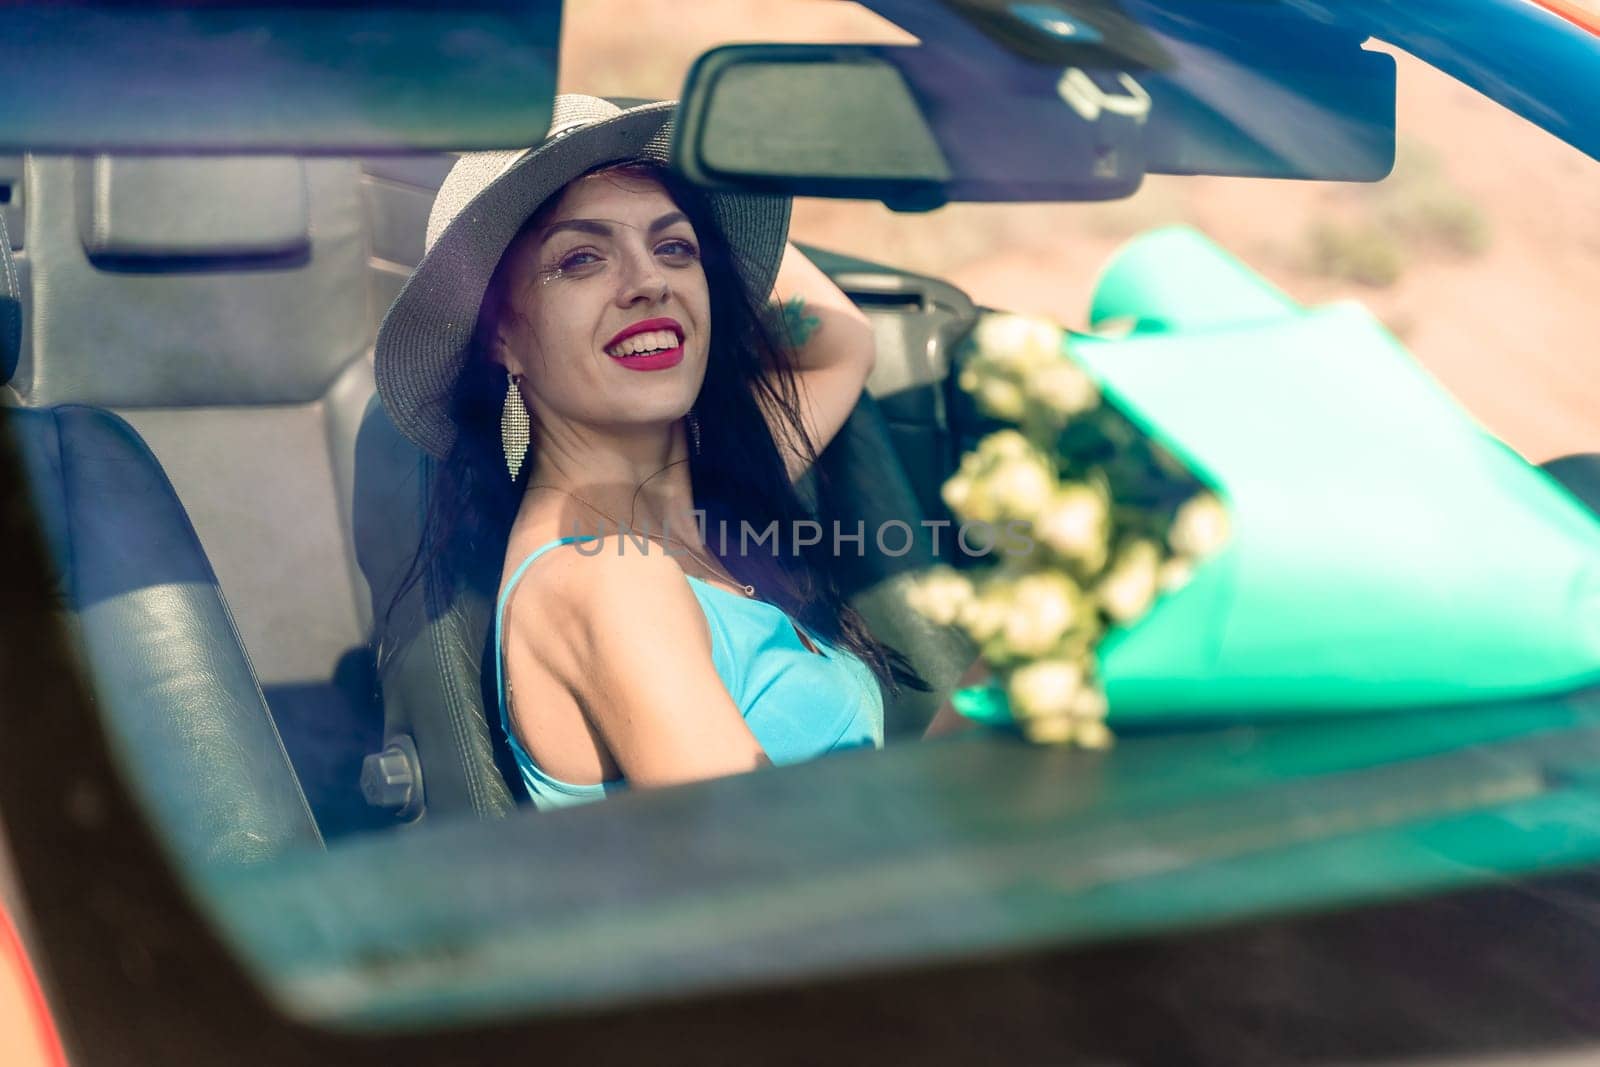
[614,240,669,308]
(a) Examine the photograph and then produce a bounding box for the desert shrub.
[1304,221,1407,287]
[1385,192,1492,256]
[1374,140,1492,257]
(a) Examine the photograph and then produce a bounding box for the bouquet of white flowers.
[907,312,1230,747]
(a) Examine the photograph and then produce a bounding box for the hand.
[922,655,991,740]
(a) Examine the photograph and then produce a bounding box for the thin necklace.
[526,483,756,597]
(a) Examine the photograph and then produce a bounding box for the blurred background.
[559,0,1600,465]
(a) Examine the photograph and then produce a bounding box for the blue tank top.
[494,536,884,811]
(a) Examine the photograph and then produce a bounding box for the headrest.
[77,156,310,263]
[20,156,371,409]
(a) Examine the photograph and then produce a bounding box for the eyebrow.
[538,211,691,246]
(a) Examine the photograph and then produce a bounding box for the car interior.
[5,2,1600,1062]
[0,148,988,852]
[8,142,1598,857]
[0,0,1592,861]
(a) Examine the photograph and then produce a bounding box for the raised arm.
[761,242,878,481]
[508,538,769,789]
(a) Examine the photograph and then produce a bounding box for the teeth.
[608,328,679,358]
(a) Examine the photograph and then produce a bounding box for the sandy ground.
[560,2,1600,464]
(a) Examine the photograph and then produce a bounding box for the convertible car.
[2,1,1599,1064]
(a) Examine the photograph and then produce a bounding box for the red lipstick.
[605,317,685,372]
[605,317,683,351]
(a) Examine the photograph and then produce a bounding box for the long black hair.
[388,159,918,695]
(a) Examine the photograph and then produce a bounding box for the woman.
[376,95,931,810]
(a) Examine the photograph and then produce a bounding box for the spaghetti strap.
[494,535,601,750]
[492,531,882,812]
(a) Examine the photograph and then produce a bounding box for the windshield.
[3,1,1600,1062]
[562,0,1597,463]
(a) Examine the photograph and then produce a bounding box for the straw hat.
[374,94,791,459]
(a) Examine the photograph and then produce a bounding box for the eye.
[656,238,699,262]
[555,249,602,273]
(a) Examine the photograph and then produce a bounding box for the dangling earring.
[686,407,702,457]
[502,371,530,480]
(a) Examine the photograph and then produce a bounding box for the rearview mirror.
[675,28,1395,210]
[674,45,1148,211]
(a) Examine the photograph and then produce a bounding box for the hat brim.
[375,101,791,461]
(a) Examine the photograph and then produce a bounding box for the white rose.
[1158,557,1194,594]
[1027,360,1099,419]
[1001,572,1081,657]
[975,378,1027,421]
[986,455,1057,522]
[1034,484,1108,563]
[1019,319,1066,363]
[1007,658,1085,719]
[1072,719,1114,749]
[1097,539,1161,622]
[973,313,1035,356]
[977,429,1035,463]
[957,584,1012,644]
[973,314,1063,369]
[1021,714,1076,744]
[945,473,1000,524]
[940,472,973,515]
[1070,685,1109,721]
[907,567,975,627]
[1018,686,1113,746]
[1170,493,1231,558]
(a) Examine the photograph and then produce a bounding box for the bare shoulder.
[500,533,762,786]
[503,535,711,673]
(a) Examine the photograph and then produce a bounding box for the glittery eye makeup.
[537,233,699,282]
[547,248,602,276]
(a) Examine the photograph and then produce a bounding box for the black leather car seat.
[3,149,519,830]
[354,395,521,821]
[3,153,453,836]
[8,406,325,865]
[0,210,322,865]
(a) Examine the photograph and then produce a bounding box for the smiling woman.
[373,95,908,809]
[494,172,714,477]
